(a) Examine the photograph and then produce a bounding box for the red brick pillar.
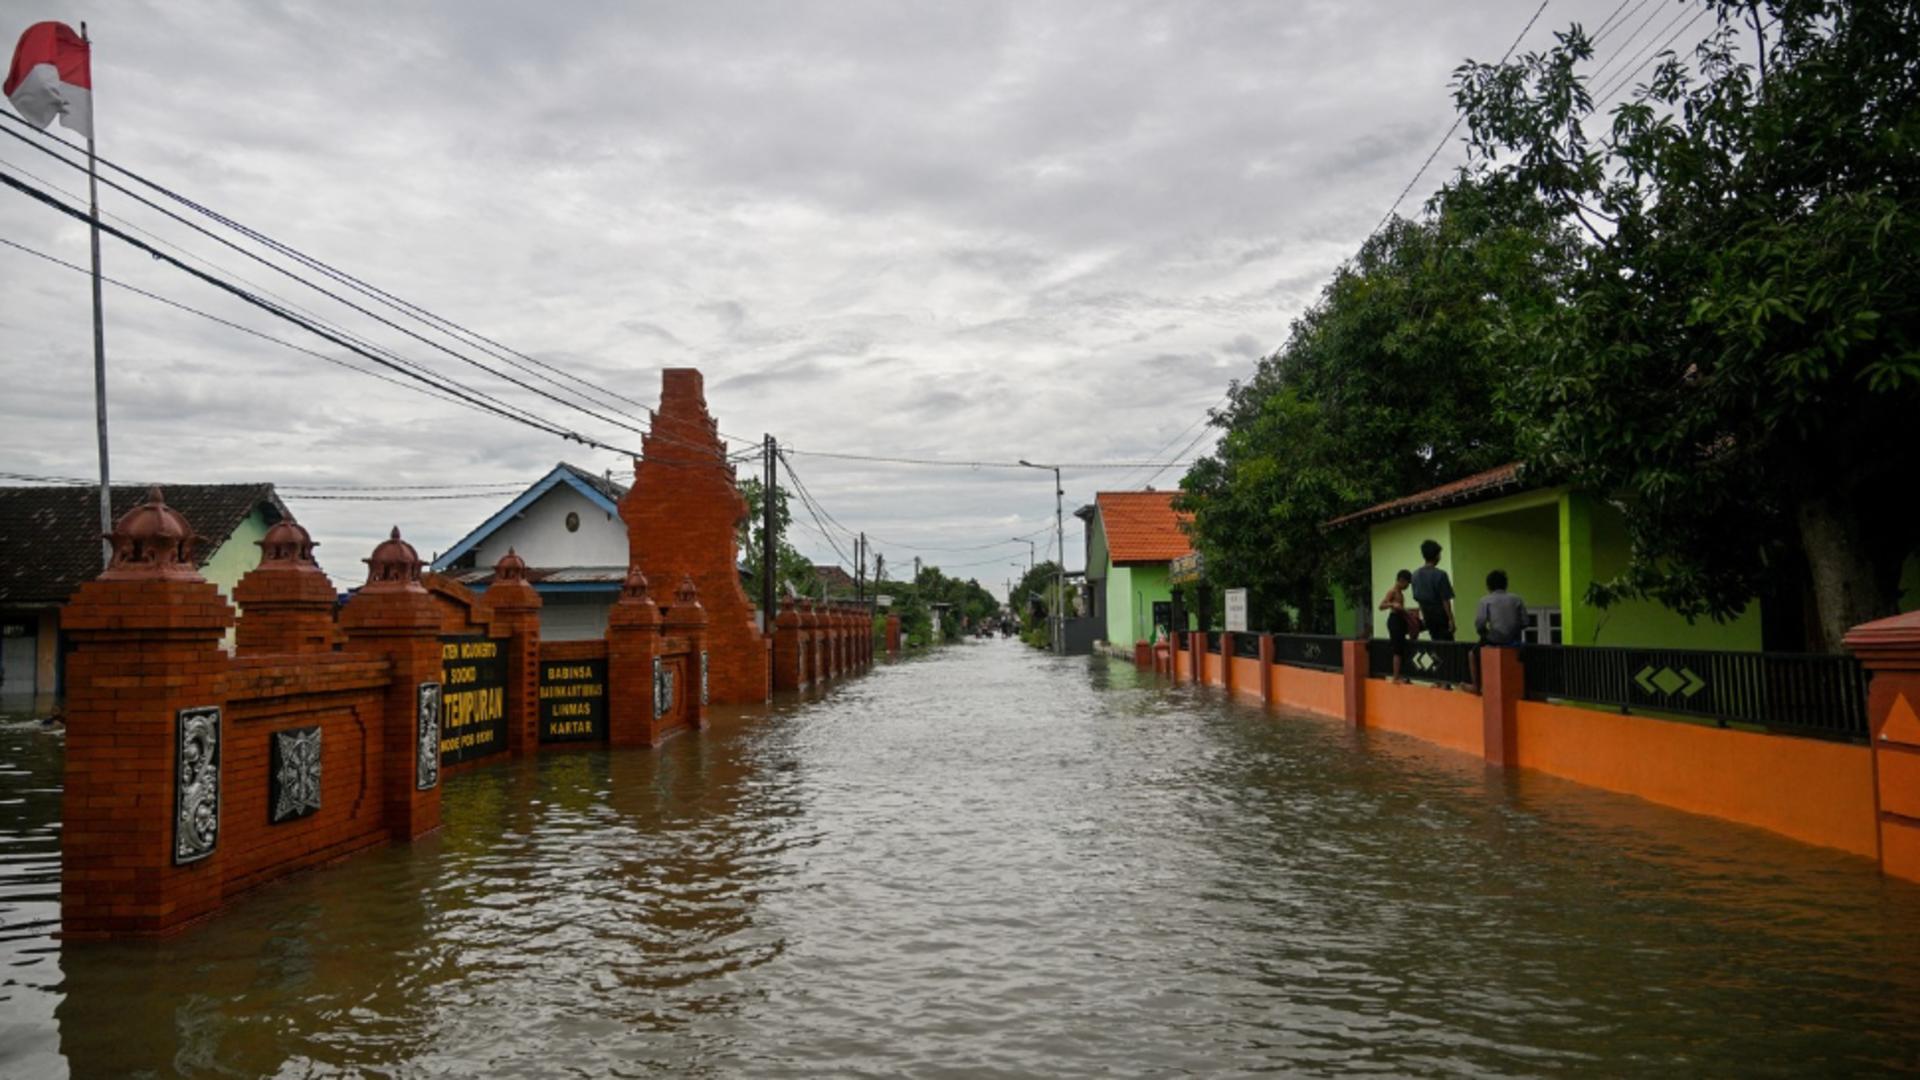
[664,575,710,736]
[1257,634,1275,704]
[1479,646,1522,766]
[61,489,236,938]
[1220,632,1235,693]
[1191,633,1203,683]
[484,548,543,757]
[340,528,443,843]
[1341,640,1368,728]
[606,569,664,747]
[886,613,901,655]
[1845,612,1920,884]
[232,516,335,655]
[773,597,808,691]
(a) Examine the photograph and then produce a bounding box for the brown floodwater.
[3,638,1920,1077]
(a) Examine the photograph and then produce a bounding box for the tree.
[1453,0,1920,649]
[1179,178,1579,624]
[736,477,816,606]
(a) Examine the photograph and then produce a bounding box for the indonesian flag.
[5,22,91,139]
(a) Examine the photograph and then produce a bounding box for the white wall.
[474,484,628,568]
[540,593,615,642]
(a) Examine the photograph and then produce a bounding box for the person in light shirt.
[1468,569,1528,693]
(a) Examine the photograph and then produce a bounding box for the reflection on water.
[4,642,1920,1077]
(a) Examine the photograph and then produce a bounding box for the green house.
[1332,465,1772,649]
[1077,491,1195,652]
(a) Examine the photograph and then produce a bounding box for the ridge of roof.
[433,463,625,570]
[1324,463,1526,530]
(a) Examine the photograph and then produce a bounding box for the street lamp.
[1012,536,1035,574]
[1018,459,1065,656]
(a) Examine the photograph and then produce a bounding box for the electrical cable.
[1369,0,1550,238]
[0,167,650,456]
[1591,5,1712,105]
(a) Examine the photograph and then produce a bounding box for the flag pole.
[81,21,110,567]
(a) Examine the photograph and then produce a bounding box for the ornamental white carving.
[271,726,323,824]
[173,706,221,865]
[416,682,441,790]
[654,657,675,720]
[701,650,709,706]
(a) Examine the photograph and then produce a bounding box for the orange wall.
[1274,666,1343,718]
[1229,656,1262,699]
[1515,700,1878,857]
[1362,679,1484,757]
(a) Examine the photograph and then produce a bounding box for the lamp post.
[1012,537,1035,574]
[1018,459,1065,655]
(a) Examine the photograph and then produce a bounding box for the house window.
[565,511,580,533]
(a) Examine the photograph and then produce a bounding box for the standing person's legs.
[1388,611,1410,683]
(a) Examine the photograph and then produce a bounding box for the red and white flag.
[5,21,91,139]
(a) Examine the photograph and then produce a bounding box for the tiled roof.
[0,483,286,604]
[812,564,857,595]
[1095,491,1194,564]
[557,461,627,502]
[446,566,627,588]
[1324,463,1526,529]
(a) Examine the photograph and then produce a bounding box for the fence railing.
[1231,633,1262,659]
[1520,644,1870,741]
[1367,638,1475,687]
[1205,633,1222,655]
[1271,633,1346,672]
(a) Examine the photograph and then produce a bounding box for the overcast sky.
[0,0,1639,596]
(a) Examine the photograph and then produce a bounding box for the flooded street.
[4,639,1920,1077]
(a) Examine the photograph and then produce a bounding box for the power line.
[0,167,653,457]
[1591,5,1712,105]
[0,120,733,468]
[0,233,473,412]
[1585,0,1642,44]
[0,112,664,423]
[1586,0,1670,85]
[780,446,1201,471]
[1370,0,1551,237]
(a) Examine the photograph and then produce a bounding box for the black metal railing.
[1205,632,1222,655]
[1231,633,1263,659]
[1520,644,1870,741]
[1271,633,1346,672]
[1367,639,1475,687]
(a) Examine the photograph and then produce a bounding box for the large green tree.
[1453,0,1920,649]
[1179,179,1579,625]
[736,477,817,606]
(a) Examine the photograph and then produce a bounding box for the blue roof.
[431,463,624,570]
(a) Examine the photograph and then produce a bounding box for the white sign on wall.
[1224,588,1248,633]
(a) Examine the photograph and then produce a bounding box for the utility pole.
[875,552,885,583]
[82,23,110,569]
[913,556,921,582]
[857,531,866,601]
[762,434,777,634]
[1018,460,1068,655]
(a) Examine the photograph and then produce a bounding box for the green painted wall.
[1368,487,1763,650]
[203,507,272,651]
[204,508,271,601]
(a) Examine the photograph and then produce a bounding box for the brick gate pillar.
[61,489,236,938]
[1845,611,1920,884]
[484,548,543,757]
[1220,632,1235,693]
[664,575,711,736]
[606,569,664,747]
[773,596,808,692]
[807,600,829,683]
[886,613,901,655]
[340,528,443,843]
[1341,639,1368,727]
[232,516,334,656]
[1257,634,1275,704]
[1479,645,1523,766]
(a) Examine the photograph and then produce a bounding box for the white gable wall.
[472,484,628,568]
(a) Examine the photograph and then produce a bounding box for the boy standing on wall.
[1410,540,1455,641]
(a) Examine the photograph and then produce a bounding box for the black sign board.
[539,657,607,743]
[440,635,508,766]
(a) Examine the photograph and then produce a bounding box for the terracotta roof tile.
[1095,491,1194,564]
[0,483,286,604]
[1324,463,1525,529]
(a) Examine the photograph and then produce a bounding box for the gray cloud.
[0,0,1628,595]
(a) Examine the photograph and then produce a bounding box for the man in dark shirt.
[1410,539,1455,641]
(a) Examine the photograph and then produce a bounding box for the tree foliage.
[736,478,817,606]
[1453,0,1920,648]
[1178,179,1579,624]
